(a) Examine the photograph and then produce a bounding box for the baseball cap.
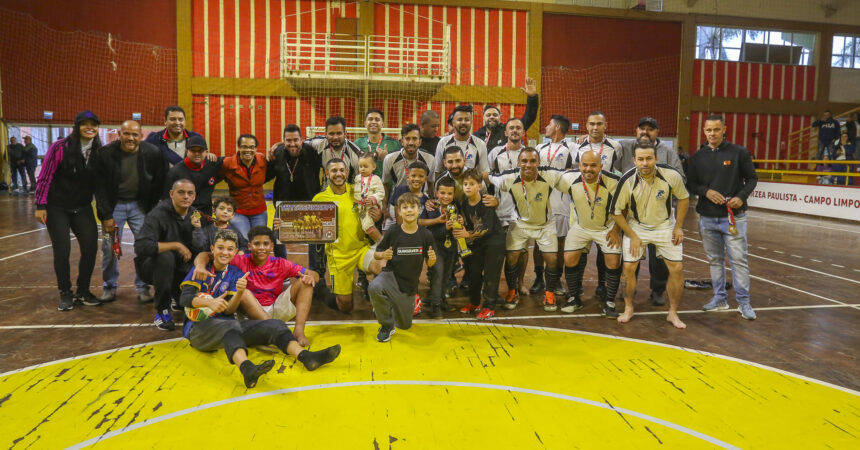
[74,110,101,126]
[186,135,208,151]
[637,117,659,129]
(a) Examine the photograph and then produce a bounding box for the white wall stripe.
[203,0,209,77]
[734,60,740,97]
[753,114,760,157]
[455,7,461,85]
[512,10,518,85]
[249,0,255,78]
[767,64,774,99]
[234,0,240,77]
[742,113,749,148]
[484,10,489,86]
[219,95,226,157]
[722,61,728,97]
[265,97,271,147]
[204,94,211,146]
[497,10,503,87]
[219,0,225,77]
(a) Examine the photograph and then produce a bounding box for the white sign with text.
[747,181,860,221]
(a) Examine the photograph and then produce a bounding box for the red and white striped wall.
[373,3,528,87]
[692,60,816,101]
[689,111,813,160]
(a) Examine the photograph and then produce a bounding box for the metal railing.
[281,29,450,80]
[754,159,859,186]
[785,106,860,163]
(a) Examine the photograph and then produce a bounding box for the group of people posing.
[32,91,758,385]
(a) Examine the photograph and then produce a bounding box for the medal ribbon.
[582,175,601,220]
[360,175,371,203]
[726,202,736,228]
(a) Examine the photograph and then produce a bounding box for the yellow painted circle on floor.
[1,323,858,449]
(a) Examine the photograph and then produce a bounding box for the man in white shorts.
[536,115,575,297]
[548,151,622,318]
[489,147,565,312]
[610,140,689,329]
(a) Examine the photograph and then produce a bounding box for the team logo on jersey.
[656,190,666,199]
[535,193,543,201]
[397,247,424,255]
[208,177,215,186]
[594,196,603,204]
[465,153,474,160]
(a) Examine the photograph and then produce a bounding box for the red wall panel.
[541,14,681,137]
[692,60,816,101]
[0,3,176,124]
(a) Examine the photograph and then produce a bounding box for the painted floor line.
[0,242,63,262]
[67,380,740,450]
[3,322,857,398]
[683,237,858,284]
[682,253,854,307]
[3,303,857,331]
[0,227,45,240]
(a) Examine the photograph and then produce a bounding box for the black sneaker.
[560,296,583,313]
[595,285,607,301]
[75,291,102,306]
[377,325,395,342]
[439,300,456,312]
[459,279,470,291]
[154,310,176,331]
[602,302,620,319]
[170,297,182,312]
[649,291,666,306]
[430,304,443,319]
[58,291,74,311]
[528,278,545,295]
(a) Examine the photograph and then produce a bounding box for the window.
[696,26,814,65]
[832,35,860,69]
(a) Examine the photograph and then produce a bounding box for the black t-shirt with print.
[378,224,437,295]
[460,198,504,246]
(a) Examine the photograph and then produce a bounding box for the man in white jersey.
[488,118,526,297]
[533,115,575,296]
[434,105,489,180]
[306,116,361,187]
[610,140,689,329]
[574,111,621,303]
[489,148,565,312]
[550,151,621,318]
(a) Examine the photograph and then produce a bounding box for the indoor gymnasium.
[0,0,858,448]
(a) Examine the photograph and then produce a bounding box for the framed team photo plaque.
[277,201,338,243]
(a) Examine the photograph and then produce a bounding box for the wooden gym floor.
[0,191,858,448]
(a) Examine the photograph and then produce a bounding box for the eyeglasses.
[238,145,257,150]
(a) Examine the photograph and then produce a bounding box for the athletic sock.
[596,250,606,287]
[605,266,622,302]
[504,260,521,292]
[298,344,342,371]
[544,267,561,293]
[564,259,586,298]
[239,359,275,388]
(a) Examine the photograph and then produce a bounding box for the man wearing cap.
[164,135,224,217]
[144,105,205,169]
[433,105,490,180]
[687,114,758,320]
[474,77,540,150]
[92,120,166,303]
[618,117,685,307]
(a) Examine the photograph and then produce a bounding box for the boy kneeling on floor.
[370,193,437,342]
[180,229,340,388]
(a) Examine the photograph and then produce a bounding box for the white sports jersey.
[537,140,575,217]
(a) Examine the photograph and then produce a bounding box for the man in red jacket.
[220,134,268,239]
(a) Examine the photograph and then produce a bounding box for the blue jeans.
[231,211,268,241]
[817,142,832,160]
[102,201,148,291]
[698,214,751,305]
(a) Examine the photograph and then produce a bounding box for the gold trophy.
[445,204,472,257]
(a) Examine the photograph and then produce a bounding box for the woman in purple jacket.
[34,110,104,311]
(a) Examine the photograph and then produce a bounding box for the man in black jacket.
[22,136,38,193]
[164,135,224,216]
[687,114,758,320]
[93,120,166,303]
[135,179,198,331]
[473,77,539,150]
[7,137,26,193]
[266,124,323,259]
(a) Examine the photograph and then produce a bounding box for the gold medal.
[728,225,738,235]
[444,238,452,248]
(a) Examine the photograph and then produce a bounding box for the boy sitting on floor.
[193,225,319,347]
[180,229,340,388]
[369,193,437,342]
